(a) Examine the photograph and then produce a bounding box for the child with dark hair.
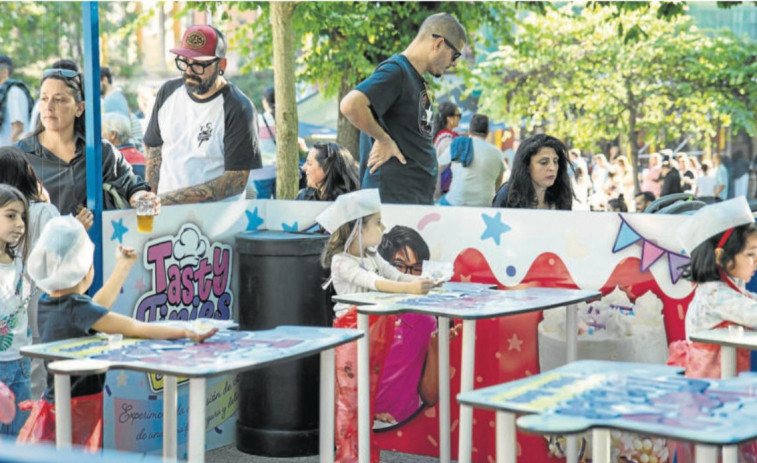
[668,197,757,378]
[317,191,436,461]
[608,194,628,213]
[0,185,31,436]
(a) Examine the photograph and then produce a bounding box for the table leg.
[591,429,610,463]
[458,319,477,463]
[437,316,450,463]
[721,345,737,379]
[719,347,738,463]
[163,375,178,462]
[496,411,516,463]
[695,444,718,463]
[320,349,335,463]
[723,446,738,463]
[565,304,578,363]
[187,378,206,463]
[566,434,578,463]
[565,304,578,463]
[357,313,370,463]
[54,374,71,449]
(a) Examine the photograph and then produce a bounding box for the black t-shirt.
[38,293,109,401]
[355,55,436,205]
[661,168,683,196]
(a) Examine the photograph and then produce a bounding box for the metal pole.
[82,2,104,292]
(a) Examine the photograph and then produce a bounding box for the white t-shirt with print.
[144,79,262,199]
[0,257,31,361]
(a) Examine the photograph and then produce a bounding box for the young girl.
[668,197,757,378]
[0,146,64,399]
[319,189,435,318]
[666,196,757,463]
[0,185,32,436]
[317,189,436,462]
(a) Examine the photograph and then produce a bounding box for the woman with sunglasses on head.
[296,142,360,201]
[17,68,158,217]
[432,102,461,199]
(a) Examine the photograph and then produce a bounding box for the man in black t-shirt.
[340,13,467,205]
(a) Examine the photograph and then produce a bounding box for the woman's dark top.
[17,133,148,215]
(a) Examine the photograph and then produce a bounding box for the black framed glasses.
[432,33,462,62]
[391,260,424,275]
[175,56,219,74]
[452,112,462,118]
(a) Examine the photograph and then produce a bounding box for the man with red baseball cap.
[144,24,261,204]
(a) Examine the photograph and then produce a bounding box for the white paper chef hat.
[28,215,95,293]
[316,189,381,234]
[677,197,754,254]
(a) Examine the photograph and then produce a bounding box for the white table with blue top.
[333,284,601,463]
[21,325,363,463]
[457,360,684,463]
[689,326,757,462]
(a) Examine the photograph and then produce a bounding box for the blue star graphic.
[110,218,129,243]
[282,221,298,232]
[480,212,511,245]
[245,207,264,231]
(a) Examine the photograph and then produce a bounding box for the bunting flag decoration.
[612,214,690,284]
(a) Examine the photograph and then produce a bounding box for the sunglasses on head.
[432,33,462,62]
[43,68,79,79]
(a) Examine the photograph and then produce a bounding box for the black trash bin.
[235,230,332,457]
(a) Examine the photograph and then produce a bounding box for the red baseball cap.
[170,25,227,60]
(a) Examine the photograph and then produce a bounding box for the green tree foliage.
[0,2,145,91]
[473,3,757,192]
[193,1,520,157]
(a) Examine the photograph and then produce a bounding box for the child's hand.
[75,206,94,231]
[410,277,435,295]
[116,245,138,268]
[187,327,219,343]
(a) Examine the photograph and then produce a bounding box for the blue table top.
[20,326,362,378]
[459,360,757,446]
[333,286,601,319]
[457,360,683,415]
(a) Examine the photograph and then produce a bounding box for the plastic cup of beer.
[136,197,155,233]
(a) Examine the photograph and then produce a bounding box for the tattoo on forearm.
[145,146,163,192]
[160,170,249,205]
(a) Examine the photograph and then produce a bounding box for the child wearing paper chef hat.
[668,197,757,379]
[21,216,217,446]
[318,189,438,318]
[317,189,439,462]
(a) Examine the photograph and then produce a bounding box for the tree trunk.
[158,4,166,69]
[272,2,299,199]
[626,80,641,196]
[337,73,360,162]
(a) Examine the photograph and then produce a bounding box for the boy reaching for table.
[18,215,216,447]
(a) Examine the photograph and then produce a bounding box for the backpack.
[0,79,34,127]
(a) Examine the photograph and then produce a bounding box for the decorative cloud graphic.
[173,225,209,267]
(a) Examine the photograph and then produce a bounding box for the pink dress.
[373,313,436,423]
